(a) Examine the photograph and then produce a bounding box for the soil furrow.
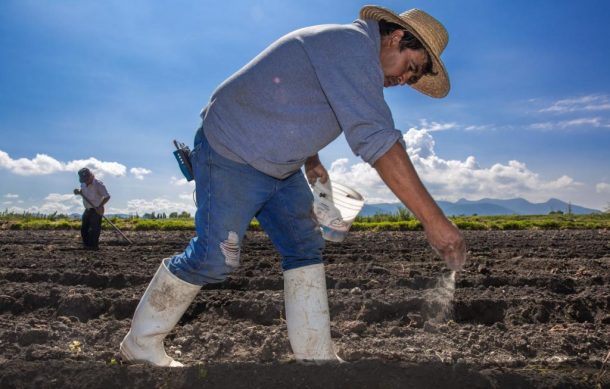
[0,229,608,387]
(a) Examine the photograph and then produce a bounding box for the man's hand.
[73,189,81,195]
[95,206,104,216]
[373,142,467,271]
[424,217,466,271]
[305,154,329,186]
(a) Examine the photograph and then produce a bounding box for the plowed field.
[1,229,609,388]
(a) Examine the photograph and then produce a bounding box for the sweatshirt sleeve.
[305,30,405,165]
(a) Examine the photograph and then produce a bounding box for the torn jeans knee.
[220,231,241,268]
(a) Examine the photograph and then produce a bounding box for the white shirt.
[81,179,110,209]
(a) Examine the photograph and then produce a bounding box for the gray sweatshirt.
[200,19,404,179]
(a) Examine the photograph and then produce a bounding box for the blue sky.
[1,0,609,215]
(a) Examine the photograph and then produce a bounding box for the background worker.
[73,167,110,250]
[121,4,466,367]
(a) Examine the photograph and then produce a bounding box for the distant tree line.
[0,210,69,221]
[141,211,191,219]
[355,206,413,223]
[1,209,192,220]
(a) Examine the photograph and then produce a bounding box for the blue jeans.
[167,131,325,285]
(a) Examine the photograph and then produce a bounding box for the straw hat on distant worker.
[360,5,450,98]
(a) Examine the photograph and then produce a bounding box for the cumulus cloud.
[5,192,83,215]
[539,94,610,113]
[130,167,152,180]
[4,193,19,199]
[124,198,195,215]
[0,151,63,175]
[36,202,77,215]
[44,193,76,202]
[596,182,610,194]
[328,128,581,204]
[0,150,127,177]
[64,158,126,177]
[4,191,195,216]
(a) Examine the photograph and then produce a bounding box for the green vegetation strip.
[1,212,609,231]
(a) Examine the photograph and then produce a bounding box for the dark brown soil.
[0,229,609,388]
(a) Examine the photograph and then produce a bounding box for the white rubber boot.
[284,263,340,363]
[120,258,201,367]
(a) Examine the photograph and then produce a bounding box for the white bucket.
[312,179,365,242]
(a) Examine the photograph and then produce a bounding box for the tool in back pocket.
[173,140,194,181]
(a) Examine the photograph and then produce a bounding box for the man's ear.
[390,29,404,46]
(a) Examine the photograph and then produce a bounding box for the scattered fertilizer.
[422,271,456,323]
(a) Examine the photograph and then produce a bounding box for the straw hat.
[359,5,450,98]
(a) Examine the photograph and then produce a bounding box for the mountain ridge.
[361,198,600,216]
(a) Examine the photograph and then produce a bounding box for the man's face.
[379,30,429,88]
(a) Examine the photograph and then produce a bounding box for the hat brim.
[360,5,450,98]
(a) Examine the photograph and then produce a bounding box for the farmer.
[120,5,466,366]
[73,168,110,250]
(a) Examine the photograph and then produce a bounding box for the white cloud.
[178,192,194,201]
[0,150,127,177]
[328,158,390,203]
[529,117,610,130]
[4,192,195,216]
[4,193,19,199]
[130,167,152,180]
[464,124,493,131]
[44,193,77,202]
[408,119,493,133]
[539,94,610,113]
[596,182,610,194]
[328,128,581,204]
[64,158,127,177]
[123,198,195,215]
[0,151,63,175]
[37,202,76,215]
[5,192,83,215]
[170,176,194,187]
[416,119,458,132]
